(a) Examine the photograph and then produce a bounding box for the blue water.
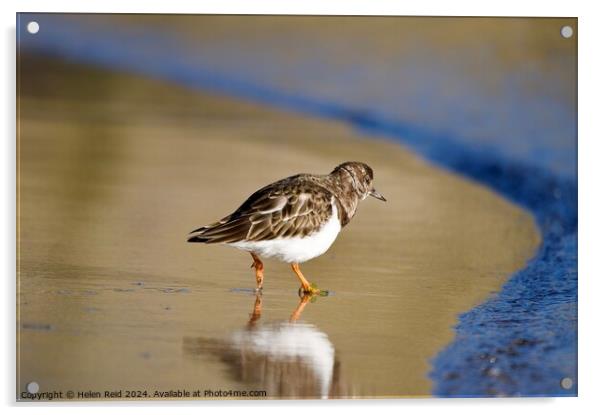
[17,13,577,396]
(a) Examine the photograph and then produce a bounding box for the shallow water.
[17,56,540,399]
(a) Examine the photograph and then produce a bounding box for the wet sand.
[17,56,540,398]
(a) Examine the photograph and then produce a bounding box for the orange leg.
[250,253,264,290]
[291,263,318,294]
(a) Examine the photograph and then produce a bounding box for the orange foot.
[291,263,326,296]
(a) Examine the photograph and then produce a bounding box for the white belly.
[229,203,341,263]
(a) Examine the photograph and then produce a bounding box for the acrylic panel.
[16,14,577,400]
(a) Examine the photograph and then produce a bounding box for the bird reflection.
[183,294,348,399]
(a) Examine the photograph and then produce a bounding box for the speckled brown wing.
[187,175,335,244]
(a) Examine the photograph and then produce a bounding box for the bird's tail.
[187,233,211,243]
[187,214,242,243]
[187,223,216,243]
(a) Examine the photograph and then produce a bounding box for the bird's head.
[331,161,386,202]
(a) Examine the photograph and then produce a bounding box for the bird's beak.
[369,188,387,202]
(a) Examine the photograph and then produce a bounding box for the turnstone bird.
[187,161,386,294]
